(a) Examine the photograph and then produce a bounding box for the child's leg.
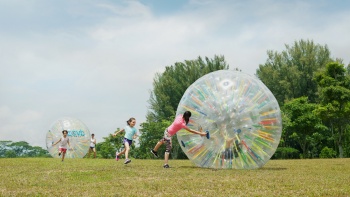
[153,140,164,151]
[164,139,172,165]
[93,148,96,158]
[62,152,66,161]
[124,142,130,160]
[117,148,126,156]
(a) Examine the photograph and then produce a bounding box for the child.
[52,130,71,162]
[150,111,207,168]
[113,117,139,164]
[87,133,97,158]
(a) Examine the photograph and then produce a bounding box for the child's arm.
[184,127,207,136]
[67,139,72,150]
[113,129,125,137]
[132,134,139,139]
[52,138,61,146]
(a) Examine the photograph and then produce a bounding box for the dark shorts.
[222,148,233,159]
[90,147,95,150]
[123,138,133,146]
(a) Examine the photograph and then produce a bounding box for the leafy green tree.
[319,146,337,158]
[9,141,31,156]
[147,55,230,121]
[0,141,49,158]
[5,150,16,158]
[256,39,333,105]
[283,97,327,158]
[315,62,350,158]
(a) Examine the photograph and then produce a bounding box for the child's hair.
[183,111,191,125]
[126,117,136,125]
[62,130,68,134]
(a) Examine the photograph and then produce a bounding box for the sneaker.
[150,149,158,158]
[124,159,131,164]
[115,155,120,161]
[163,164,170,168]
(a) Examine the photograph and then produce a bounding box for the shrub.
[319,147,337,158]
[272,147,300,159]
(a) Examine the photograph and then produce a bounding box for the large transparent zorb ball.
[176,70,282,169]
[46,117,90,158]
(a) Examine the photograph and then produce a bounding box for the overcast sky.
[1,0,349,149]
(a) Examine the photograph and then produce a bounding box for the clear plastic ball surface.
[46,117,90,158]
[176,70,282,169]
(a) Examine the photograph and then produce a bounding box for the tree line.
[0,141,50,158]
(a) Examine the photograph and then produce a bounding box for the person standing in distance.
[88,133,97,158]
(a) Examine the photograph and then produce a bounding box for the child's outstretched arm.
[113,129,125,137]
[184,127,207,136]
[52,138,61,146]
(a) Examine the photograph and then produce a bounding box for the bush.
[272,147,300,159]
[319,147,337,158]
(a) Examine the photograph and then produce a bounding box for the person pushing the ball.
[150,111,208,168]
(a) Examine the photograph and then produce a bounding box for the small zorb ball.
[46,117,90,158]
[176,70,282,169]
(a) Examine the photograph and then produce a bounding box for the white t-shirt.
[90,138,96,148]
[59,137,69,149]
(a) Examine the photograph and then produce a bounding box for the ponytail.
[183,111,191,125]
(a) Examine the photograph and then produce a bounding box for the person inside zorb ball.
[176,70,282,169]
[46,117,90,159]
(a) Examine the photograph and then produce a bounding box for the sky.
[1,0,349,149]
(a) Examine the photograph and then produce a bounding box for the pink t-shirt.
[167,115,188,136]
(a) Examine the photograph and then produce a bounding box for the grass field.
[0,158,349,197]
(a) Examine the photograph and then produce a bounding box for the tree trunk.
[338,144,343,158]
[338,126,343,158]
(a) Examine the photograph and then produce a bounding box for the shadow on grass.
[177,166,219,171]
[178,166,287,171]
[259,167,287,171]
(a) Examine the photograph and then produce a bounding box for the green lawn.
[0,158,349,196]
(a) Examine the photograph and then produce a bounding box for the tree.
[147,55,230,121]
[283,97,327,158]
[256,39,333,106]
[0,140,50,158]
[315,62,350,158]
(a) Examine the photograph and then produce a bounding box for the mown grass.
[0,158,349,196]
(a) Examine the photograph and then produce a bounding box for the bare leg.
[164,152,170,164]
[93,148,96,158]
[62,152,66,161]
[124,142,130,160]
[87,148,91,158]
[117,148,126,157]
[153,141,164,151]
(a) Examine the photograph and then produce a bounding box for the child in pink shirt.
[150,111,207,168]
